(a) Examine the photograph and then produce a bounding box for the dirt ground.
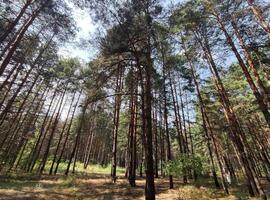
[0,174,180,200]
[0,174,269,200]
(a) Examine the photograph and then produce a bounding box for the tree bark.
[111,66,123,182]
[247,0,270,38]
[39,88,67,174]
[216,14,270,129]
[65,101,87,176]
[49,91,77,175]
[162,61,173,189]
[0,0,32,44]
[195,28,266,198]
[54,89,82,174]
[0,8,41,75]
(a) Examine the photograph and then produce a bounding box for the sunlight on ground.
[0,165,268,200]
[178,185,265,200]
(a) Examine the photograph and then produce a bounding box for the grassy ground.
[177,179,270,200]
[0,164,269,200]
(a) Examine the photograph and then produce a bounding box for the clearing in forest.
[0,170,269,200]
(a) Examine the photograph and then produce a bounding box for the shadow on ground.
[0,174,180,200]
[0,174,269,200]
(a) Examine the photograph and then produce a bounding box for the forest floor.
[0,165,269,200]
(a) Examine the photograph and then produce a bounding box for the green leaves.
[164,154,203,177]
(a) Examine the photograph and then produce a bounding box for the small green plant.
[164,154,203,177]
[62,176,77,187]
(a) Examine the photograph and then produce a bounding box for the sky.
[58,0,185,62]
[57,0,189,119]
[58,1,97,62]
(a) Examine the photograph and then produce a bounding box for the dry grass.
[177,182,270,200]
[0,174,179,200]
[0,168,269,200]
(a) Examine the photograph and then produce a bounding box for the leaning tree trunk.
[65,101,87,176]
[0,0,32,44]
[27,85,58,172]
[246,0,270,38]
[31,89,62,172]
[216,14,270,129]
[49,91,77,175]
[54,90,82,174]
[196,29,266,199]
[39,88,67,174]
[191,62,226,191]
[231,18,270,104]
[0,8,41,76]
[181,38,223,189]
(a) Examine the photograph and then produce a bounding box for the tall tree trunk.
[83,118,95,169]
[230,18,270,103]
[195,29,266,198]
[54,90,82,174]
[49,91,77,175]
[39,88,67,174]
[247,0,270,38]
[0,8,41,75]
[162,63,173,189]
[111,66,123,182]
[183,47,225,190]
[216,14,270,129]
[0,0,32,44]
[158,103,165,177]
[153,96,159,178]
[144,52,156,200]
[65,101,87,176]
[84,118,96,169]
[168,71,183,153]
[27,85,58,172]
[128,72,137,187]
[178,84,189,155]
[31,89,62,172]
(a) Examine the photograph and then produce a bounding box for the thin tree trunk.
[182,45,225,190]
[54,90,82,174]
[0,63,19,92]
[39,88,67,174]
[153,97,159,178]
[0,0,32,44]
[31,90,62,172]
[65,101,87,176]
[0,8,41,75]
[27,85,58,172]
[195,29,266,198]
[231,18,270,102]
[216,14,270,129]
[168,71,183,153]
[247,0,270,38]
[49,91,77,175]
[162,65,174,189]
[111,66,123,182]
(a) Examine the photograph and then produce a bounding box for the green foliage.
[177,184,258,200]
[164,154,203,177]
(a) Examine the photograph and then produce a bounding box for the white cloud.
[58,0,97,61]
